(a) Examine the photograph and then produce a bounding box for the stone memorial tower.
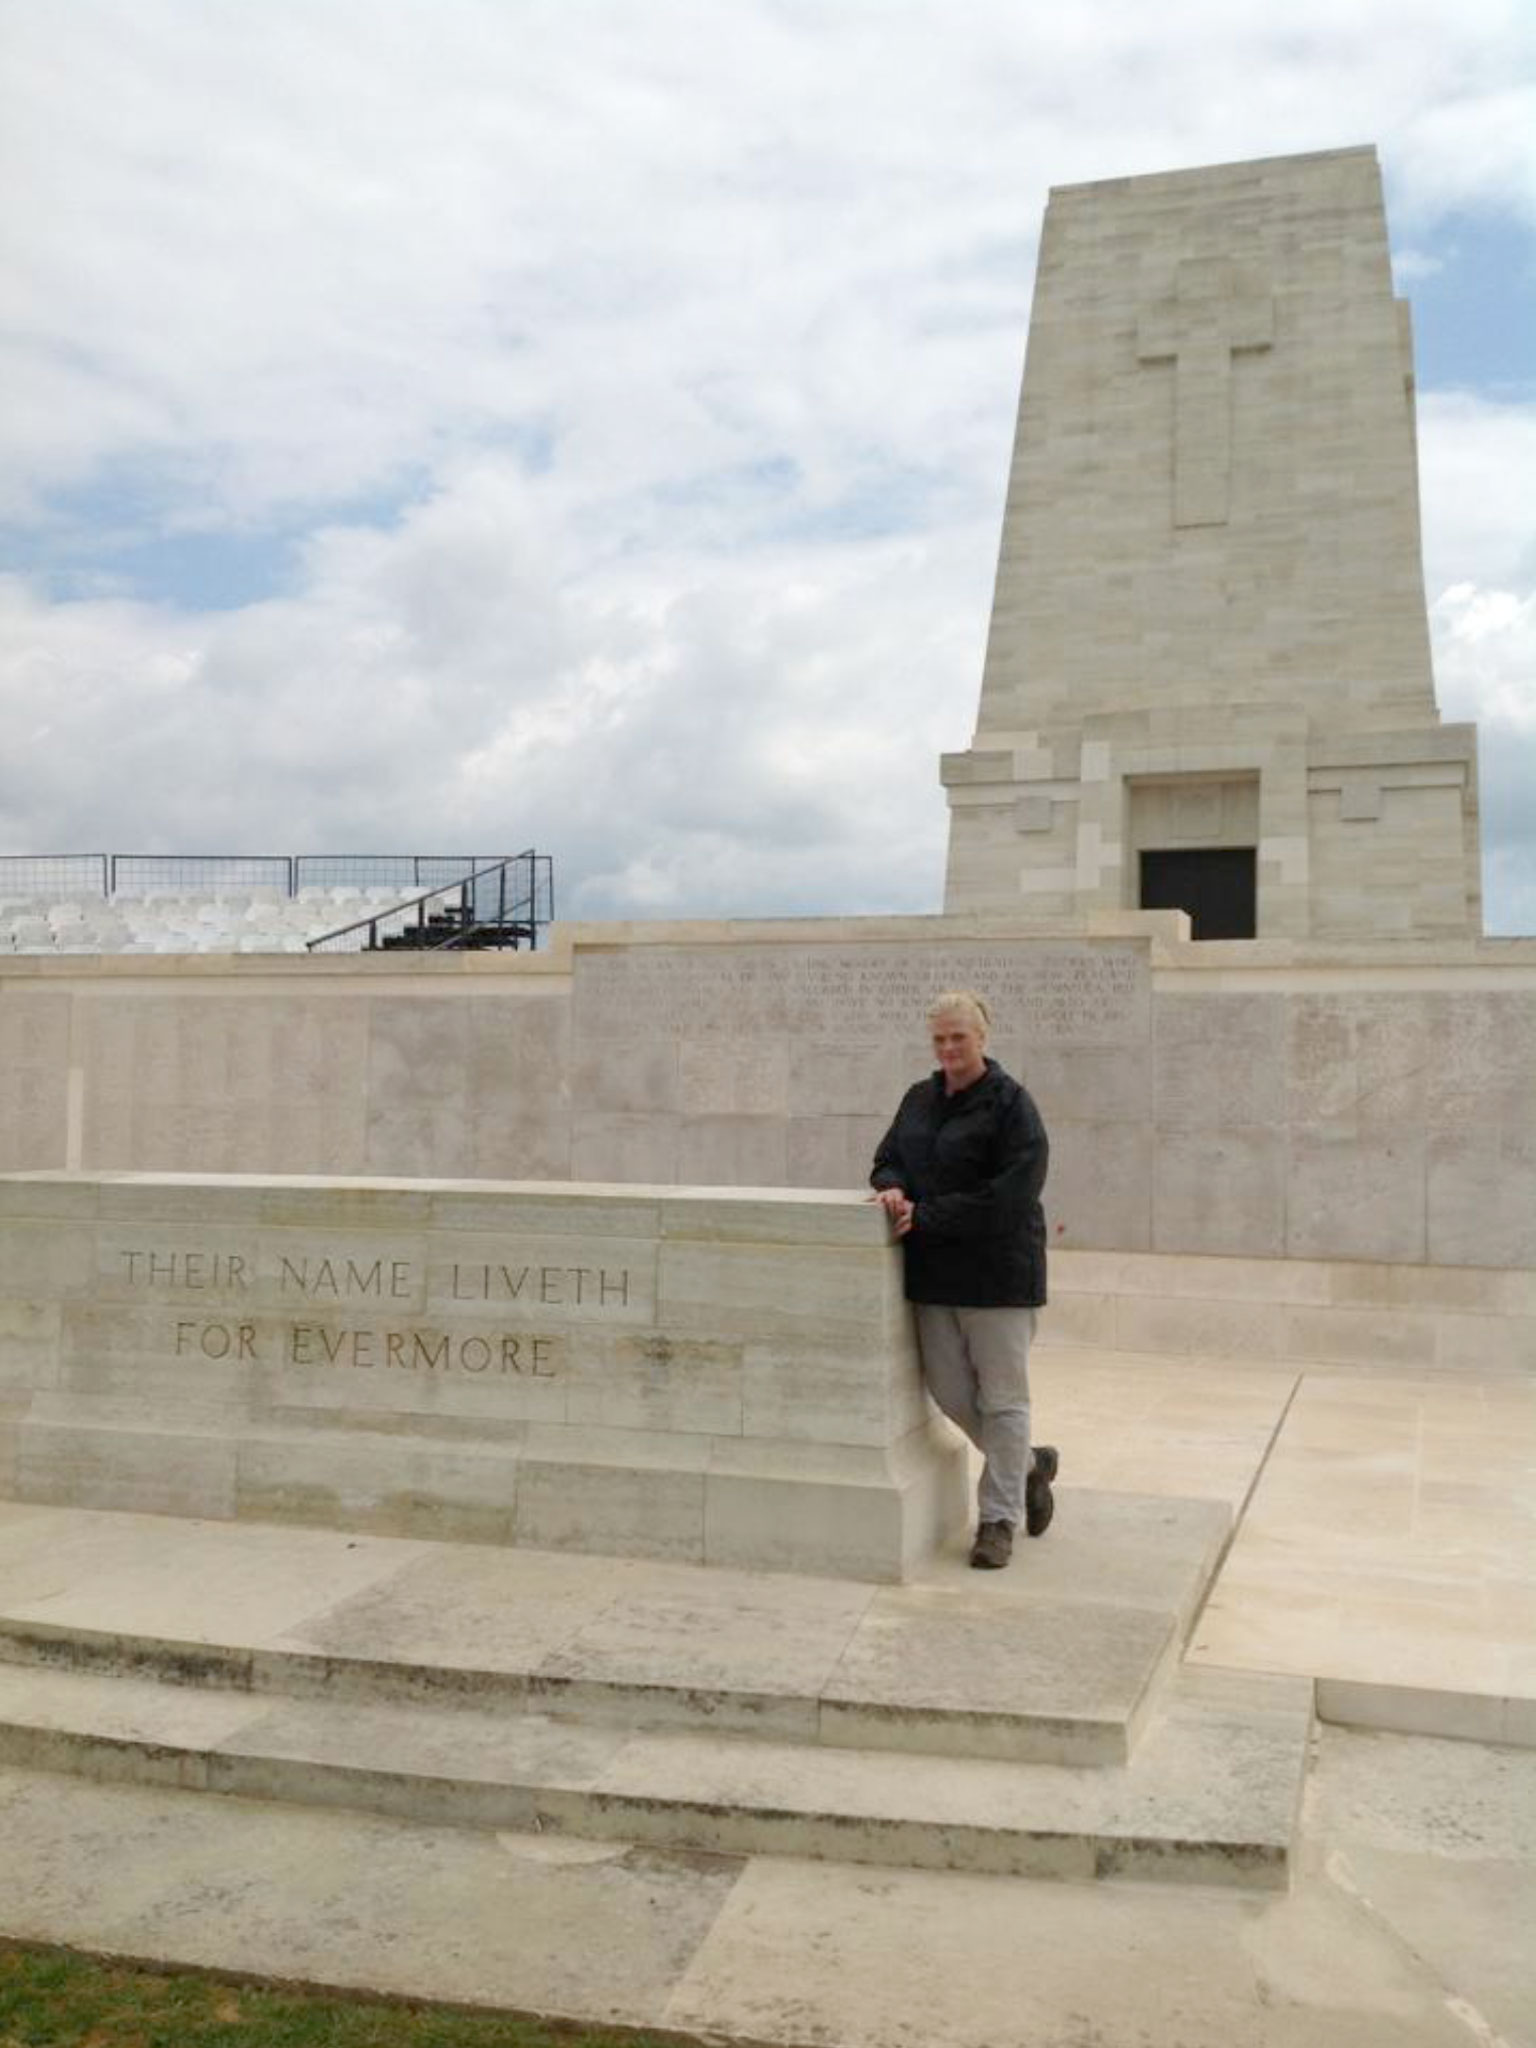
[943,146,1482,939]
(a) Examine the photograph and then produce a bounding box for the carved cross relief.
[1137,258,1274,528]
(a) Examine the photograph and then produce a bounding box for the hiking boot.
[1026,1444,1058,1537]
[969,1519,1014,1570]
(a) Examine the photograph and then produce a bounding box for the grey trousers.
[914,1304,1037,1527]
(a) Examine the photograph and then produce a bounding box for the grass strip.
[0,1944,698,2048]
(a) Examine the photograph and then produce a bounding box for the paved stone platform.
[1,1351,1532,2044]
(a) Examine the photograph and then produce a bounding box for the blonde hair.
[926,989,991,1037]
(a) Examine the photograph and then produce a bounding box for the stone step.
[0,1601,1179,1768]
[0,1657,1311,1889]
[0,1493,1233,1771]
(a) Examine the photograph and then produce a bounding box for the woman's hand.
[870,1187,916,1237]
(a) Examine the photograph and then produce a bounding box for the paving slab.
[1189,1369,1536,1742]
[819,1592,1177,1762]
[276,1540,658,1669]
[0,1503,437,1641]
[0,1765,744,2027]
[532,1567,874,1697]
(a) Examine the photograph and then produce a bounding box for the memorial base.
[0,1173,971,1582]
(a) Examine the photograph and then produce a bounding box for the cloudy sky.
[2,0,1533,929]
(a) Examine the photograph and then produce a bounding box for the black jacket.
[870,1058,1049,1307]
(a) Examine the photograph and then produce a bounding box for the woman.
[870,990,1056,1571]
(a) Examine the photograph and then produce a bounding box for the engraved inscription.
[450,1263,630,1306]
[115,1235,641,1382]
[120,1250,252,1290]
[576,943,1147,1045]
[170,1319,562,1376]
[116,1248,637,1309]
[279,1256,414,1299]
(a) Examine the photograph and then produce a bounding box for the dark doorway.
[1140,848,1257,939]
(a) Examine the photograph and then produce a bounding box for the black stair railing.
[305,852,553,955]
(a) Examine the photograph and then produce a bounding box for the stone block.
[1015,795,1054,833]
[570,1113,679,1184]
[676,1116,789,1188]
[1425,996,1536,1138]
[708,1466,913,1572]
[0,992,71,1174]
[570,1043,680,1116]
[1111,1249,1326,1304]
[0,1407,18,1494]
[1321,1260,1519,1315]
[787,1114,895,1190]
[1427,1129,1536,1269]
[786,1042,906,1118]
[1033,1290,1118,1349]
[739,1336,926,1448]
[1285,995,1432,1129]
[54,1303,263,1422]
[515,1459,705,1564]
[461,994,572,1181]
[0,1221,95,1301]
[656,1240,898,1343]
[563,1329,743,1437]
[234,1430,521,1544]
[0,1176,102,1222]
[1022,1046,1149,1124]
[429,1187,663,1238]
[1279,1305,1437,1369]
[1286,1130,1426,1263]
[1046,1121,1152,1251]
[1154,996,1284,1127]
[1152,1128,1285,1257]
[1112,1294,1282,1361]
[678,1043,789,1117]
[0,1301,60,1393]
[17,1419,236,1519]
[1432,1311,1536,1371]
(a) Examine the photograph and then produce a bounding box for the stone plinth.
[0,1173,969,1581]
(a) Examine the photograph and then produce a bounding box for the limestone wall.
[1,915,1531,1274]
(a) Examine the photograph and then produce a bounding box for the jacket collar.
[930,1055,1001,1103]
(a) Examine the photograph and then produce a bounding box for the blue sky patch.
[1398,210,1536,399]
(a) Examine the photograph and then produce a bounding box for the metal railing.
[0,854,111,899]
[305,852,554,954]
[111,854,294,895]
[0,852,548,904]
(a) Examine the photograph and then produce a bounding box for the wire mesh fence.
[109,855,295,896]
[0,855,110,901]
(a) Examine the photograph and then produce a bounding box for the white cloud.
[1391,248,1444,283]
[1415,393,1536,934]
[1,0,1533,931]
